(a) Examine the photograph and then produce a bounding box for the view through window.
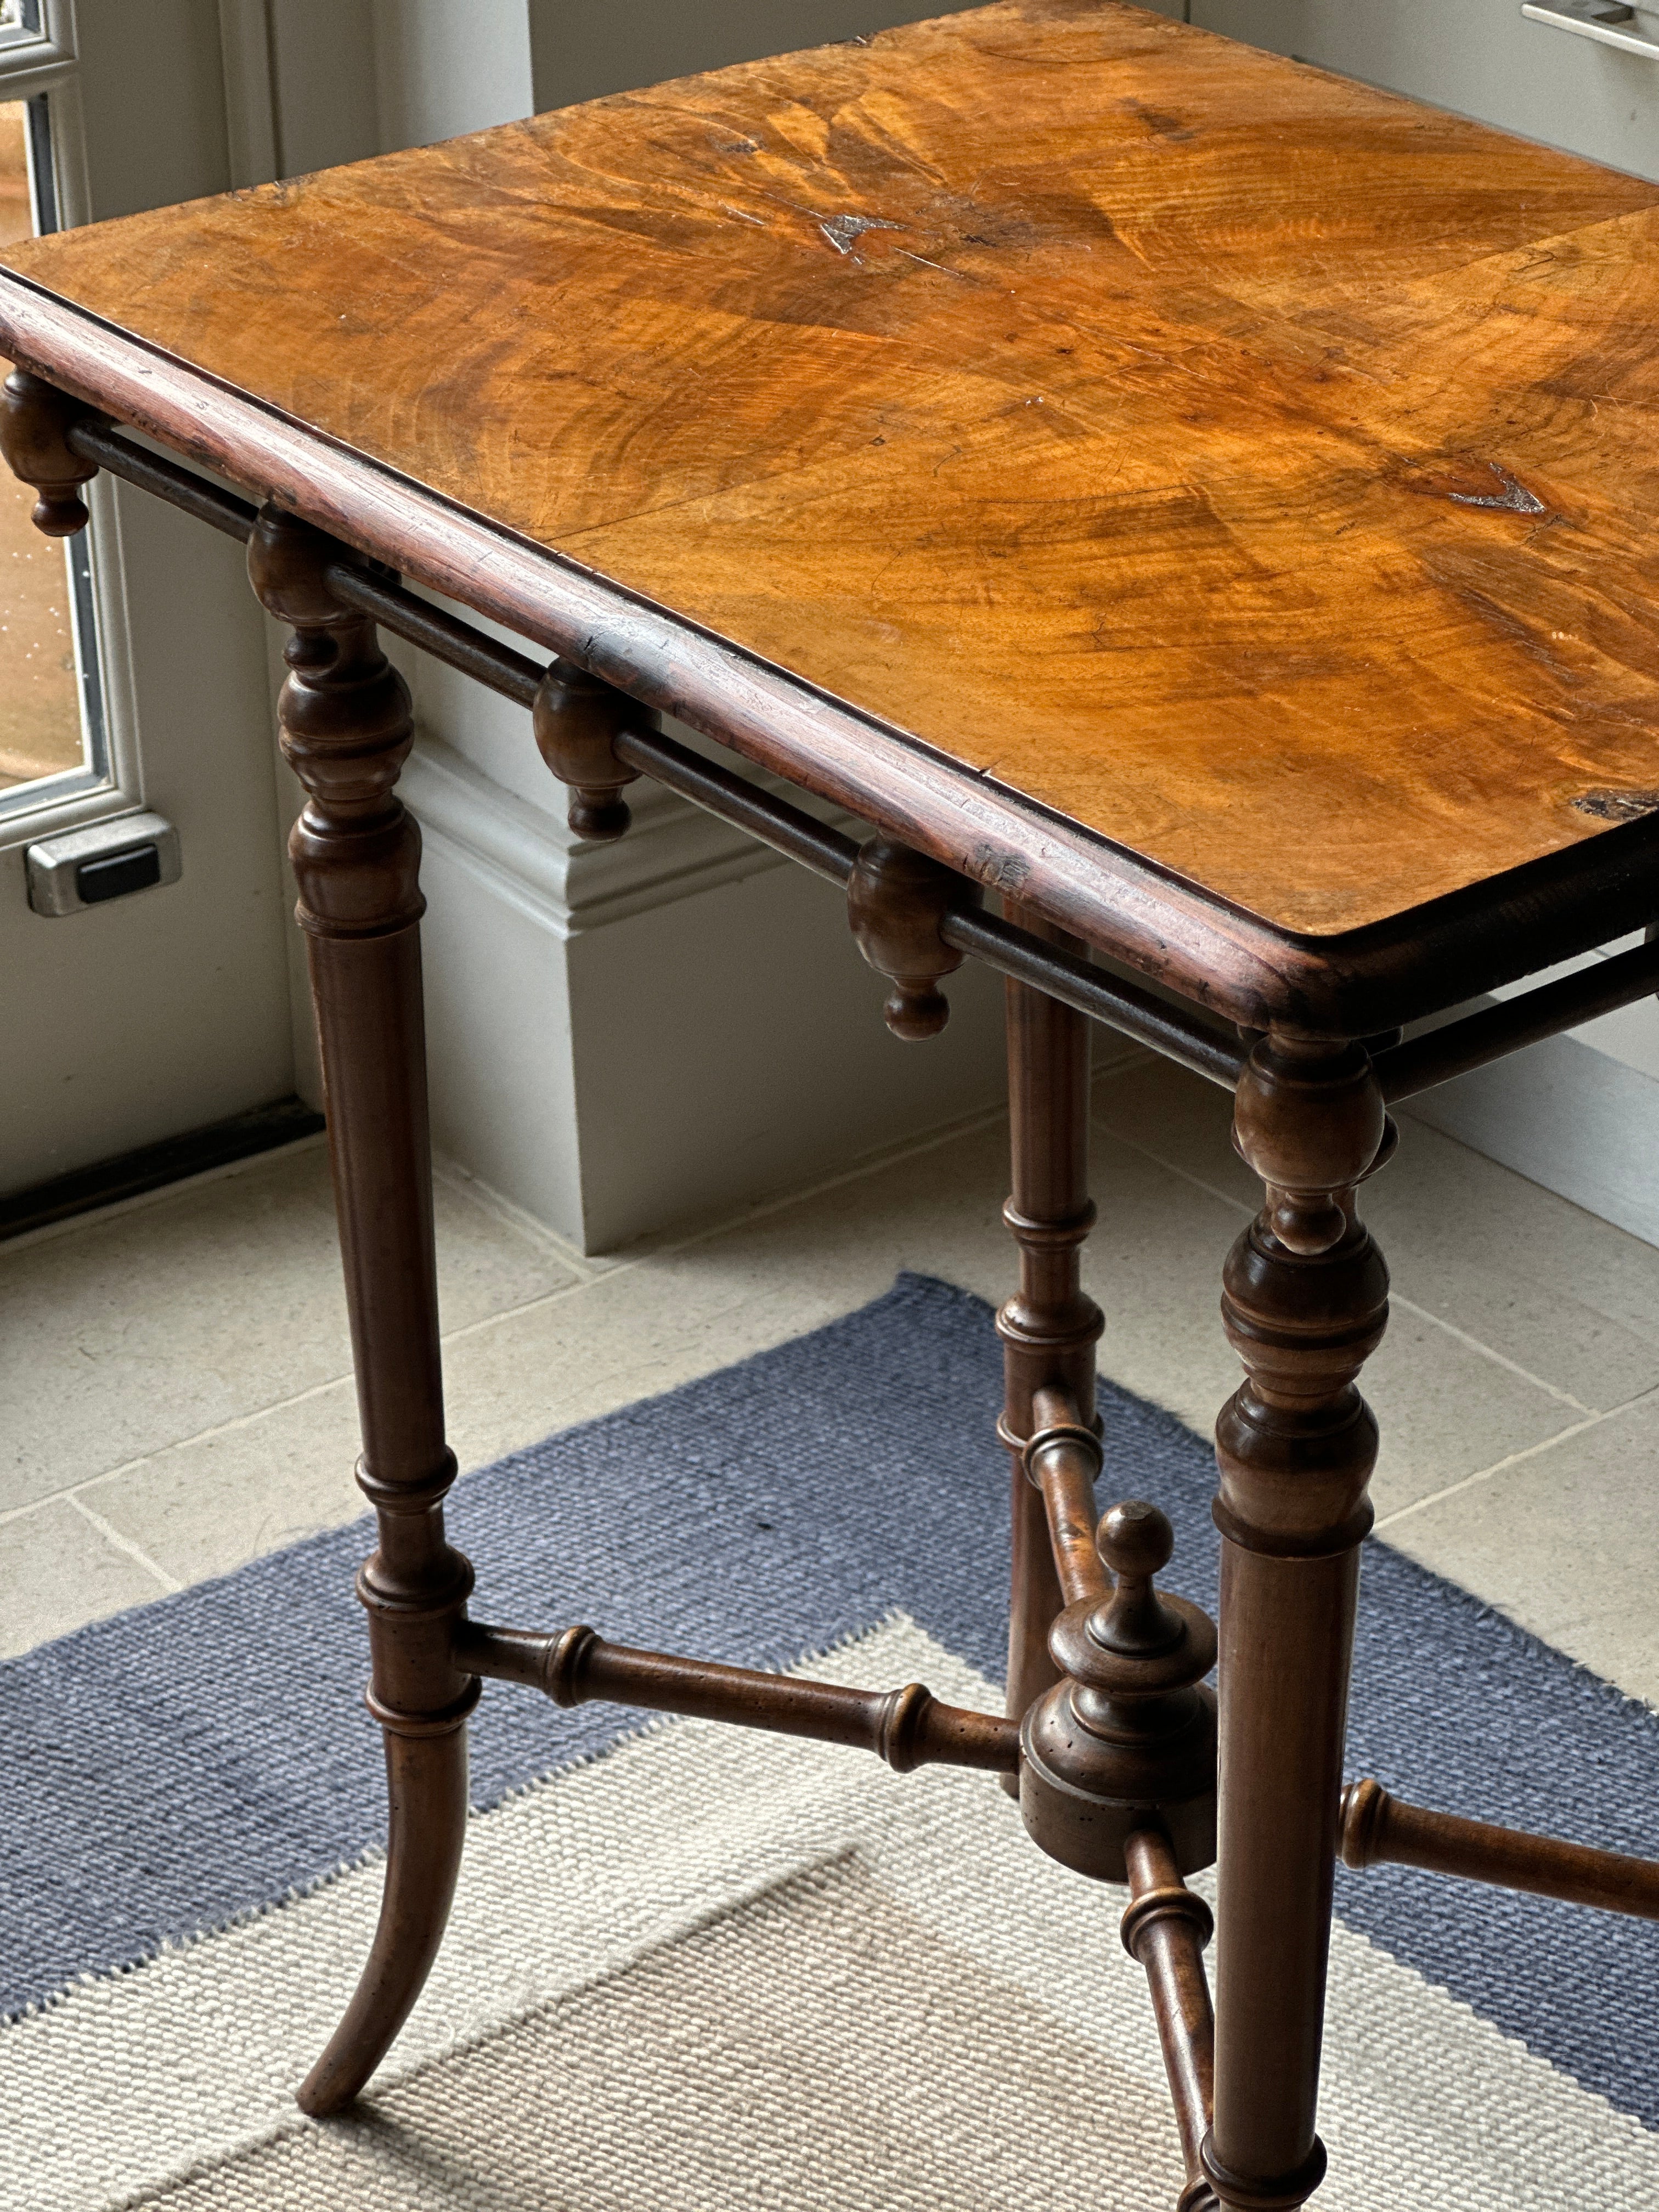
[0,91,99,799]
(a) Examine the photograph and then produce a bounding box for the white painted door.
[0,0,293,1199]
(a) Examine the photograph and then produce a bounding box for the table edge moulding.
[7,0,1659,1031]
[5,273,1659,1043]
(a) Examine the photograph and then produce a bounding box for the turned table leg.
[1201,1035,1390,2212]
[840,855,1090,1762]
[249,508,478,2117]
[997,906,1102,1744]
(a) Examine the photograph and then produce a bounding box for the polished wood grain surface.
[7,0,1659,933]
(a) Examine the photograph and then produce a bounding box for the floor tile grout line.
[503,1077,1037,1293]
[64,1491,183,1594]
[26,1094,1584,1541]
[22,1080,1606,1547]
[9,1069,1654,1651]
[0,1133,334,1262]
[2,1243,702,1532]
[1089,1121,1254,1226]
[2,1096,1624,1541]
[8,1079,1126,1528]
[1386,1293,1593,1416]
[0,1095,1026,1533]
[1373,1381,1659,1532]
[0,1276,602,1529]
[430,1154,606,1282]
[1094,1115,1601,1417]
[0,1368,365,1530]
[435,1092,1020,1351]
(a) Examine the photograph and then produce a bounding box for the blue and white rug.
[2,1274,1656,2208]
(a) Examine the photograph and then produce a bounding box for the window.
[0,3,44,50]
[0,7,107,809]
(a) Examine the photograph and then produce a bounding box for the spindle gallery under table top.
[8,0,1659,1000]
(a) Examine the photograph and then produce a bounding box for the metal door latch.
[24,810,182,916]
[1521,2,1659,58]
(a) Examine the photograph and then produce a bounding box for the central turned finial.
[1019,1493,1218,1884]
[1090,1502,1187,1658]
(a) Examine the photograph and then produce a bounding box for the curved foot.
[297,1724,469,2116]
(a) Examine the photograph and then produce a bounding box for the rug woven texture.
[2,1273,1656,2209]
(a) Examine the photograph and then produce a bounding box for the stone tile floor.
[4,1041,1658,1708]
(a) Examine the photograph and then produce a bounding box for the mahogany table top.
[5,0,1659,1005]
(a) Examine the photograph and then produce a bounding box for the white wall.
[373,0,532,153]
[396,608,1005,1251]
[242,0,1008,1251]
[526,2,980,108]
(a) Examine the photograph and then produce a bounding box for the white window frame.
[0,1,77,93]
[0,0,150,848]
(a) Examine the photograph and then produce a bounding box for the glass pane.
[0,4,43,61]
[0,94,98,799]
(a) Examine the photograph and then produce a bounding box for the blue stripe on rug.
[3,1273,1656,2129]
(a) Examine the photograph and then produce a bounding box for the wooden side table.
[7,7,1659,2204]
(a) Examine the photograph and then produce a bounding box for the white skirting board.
[400,721,1008,1254]
[284,698,1659,1256]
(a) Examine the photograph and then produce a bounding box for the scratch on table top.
[898,248,973,280]
[1448,462,1547,517]
[1571,787,1659,823]
[819,211,904,255]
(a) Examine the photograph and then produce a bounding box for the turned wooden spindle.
[1024,1384,1109,1609]
[457,1620,1022,1775]
[845,836,979,1039]
[248,504,478,2117]
[1201,1033,1390,2212]
[1341,1777,1659,1921]
[0,367,99,536]
[1122,1825,1220,2212]
[1020,1497,1218,1883]
[997,911,1103,1780]
[533,657,656,840]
